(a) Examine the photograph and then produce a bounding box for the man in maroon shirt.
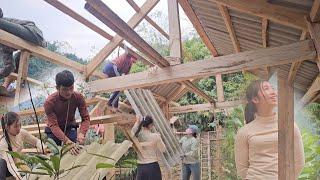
[44,70,90,154]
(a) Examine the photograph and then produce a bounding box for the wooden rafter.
[84,0,159,77]
[311,0,320,22]
[43,0,152,67]
[210,0,308,30]
[218,5,240,53]
[262,18,268,48]
[300,76,320,106]
[88,40,316,93]
[178,0,218,56]
[287,31,308,83]
[169,100,244,114]
[126,0,169,39]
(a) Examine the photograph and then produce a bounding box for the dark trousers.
[103,63,121,108]
[0,158,12,180]
[136,162,162,180]
[45,127,77,146]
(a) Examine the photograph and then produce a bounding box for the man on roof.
[102,45,138,113]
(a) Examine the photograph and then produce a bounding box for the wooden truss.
[1,0,320,179]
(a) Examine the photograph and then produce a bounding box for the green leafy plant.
[7,139,85,180]
[299,130,320,179]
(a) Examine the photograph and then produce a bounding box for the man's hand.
[77,132,85,145]
[66,139,81,156]
[136,114,142,122]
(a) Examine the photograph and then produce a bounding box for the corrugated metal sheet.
[125,89,183,169]
[187,0,318,98]
[29,140,132,180]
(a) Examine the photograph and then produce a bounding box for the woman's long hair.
[244,80,265,124]
[135,115,153,137]
[1,112,20,151]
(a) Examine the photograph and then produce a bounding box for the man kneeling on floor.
[44,70,90,155]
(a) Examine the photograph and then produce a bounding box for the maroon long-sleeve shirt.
[112,53,136,75]
[44,91,90,142]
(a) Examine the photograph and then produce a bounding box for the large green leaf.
[96,163,115,169]
[50,155,61,172]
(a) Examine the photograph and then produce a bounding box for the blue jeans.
[182,162,200,180]
[45,126,77,146]
[103,63,121,108]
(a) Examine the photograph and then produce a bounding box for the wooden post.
[278,75,294,180]
[14,51,30,106]
[168,0,182,58]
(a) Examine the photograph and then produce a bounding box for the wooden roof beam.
[218,5,240,53]
[210,0,308,30]
[84,0,159,77]
[169,100,244,114]
[43,0,153,69]
[178,0,218,56]
[88,40,315,93]
[126,0,169,39]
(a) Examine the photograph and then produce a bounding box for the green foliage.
[130,61,148,73]
[221,106,244,180]
[183,36,211,62]
[299,130,320,179]
[7,138,85,180]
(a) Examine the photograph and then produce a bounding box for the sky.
[1,0,195,60]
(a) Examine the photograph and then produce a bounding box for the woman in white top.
[131,115,166,180]
[0,112,47,180]
[234,80,305,180]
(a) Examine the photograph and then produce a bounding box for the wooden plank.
[278,76,295,180]
[84,0,161,77]
[300,76,320,106]
[14,51,30,106]
[168,0,182,58]
[9,73,44,86]
[16,97,100,116]
[88,40,316,93]
[215,74,224,102]
[126,0,169,39]
[169,100,244,114]
[262,18,268,48]
[43,0,153,67]
[310,0,320,22]
[178,0,219,56]
[0,29,85,73]
[218,5,240,53]
[287,31,308,83]
[211,0,308,30]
